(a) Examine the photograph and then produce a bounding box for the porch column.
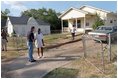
[76,18,77,29]
[61,20,63,33]
[68,19,70,32]
[84,16,86,34]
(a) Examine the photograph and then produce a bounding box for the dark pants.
[71,33,75,40]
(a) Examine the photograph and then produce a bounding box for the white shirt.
[70,27,76,33]
[35,33,43,48]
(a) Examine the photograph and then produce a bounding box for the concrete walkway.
[2,40,83,78]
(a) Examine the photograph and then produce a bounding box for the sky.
[1,1,117,16]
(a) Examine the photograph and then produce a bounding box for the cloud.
[3,1,28,12]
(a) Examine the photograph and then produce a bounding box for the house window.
[110,20,113,23]
[86,22,89,26]
[77,20,81,28]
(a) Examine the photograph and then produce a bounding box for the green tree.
[21,8,61,33]
[92,13,104,30]
[1,9,10,20]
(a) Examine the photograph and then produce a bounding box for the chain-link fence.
[82,34,117,74]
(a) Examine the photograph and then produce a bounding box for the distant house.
[59,5,117,33]
[6,15,50,36]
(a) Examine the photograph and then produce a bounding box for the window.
[113,26,117,32]
[110,20,113,23]
[73,20,81,28]
[86,22,89,26]
[77,20,81,28]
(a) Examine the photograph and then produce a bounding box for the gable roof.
[1,19,7,28]
[8,15,50,26]
[36,19,50,25]
[59,7,88,18]
[79,5,111,13]
[59,5,113,19]
[9,16,29,25]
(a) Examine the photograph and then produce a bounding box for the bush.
[92,13,104,30]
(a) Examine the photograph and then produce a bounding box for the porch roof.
[59,7,87,17]
[59,7,93,20]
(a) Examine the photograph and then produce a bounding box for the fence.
[7,35,27,52]
[82,34,117,74]
[7,32,74,52]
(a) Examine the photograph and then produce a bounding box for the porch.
[59,8,94,33]
[61,16,94,33]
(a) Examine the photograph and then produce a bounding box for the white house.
[6,15,50,36]
[59,5,117,33]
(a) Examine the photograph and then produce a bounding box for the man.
[1,29,8,51]
[70,25,76,40]
[27,26,36,62]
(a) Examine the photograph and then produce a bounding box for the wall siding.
[6,18,14,37]
[6,17,50,36]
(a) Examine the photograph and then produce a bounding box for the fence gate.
[82,34,113,74]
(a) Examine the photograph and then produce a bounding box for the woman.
[35,28,45,58]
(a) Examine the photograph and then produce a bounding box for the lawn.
[43,68,79,78]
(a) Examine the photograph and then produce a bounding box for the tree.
[92,13,104,30]
[21,8,61,33]
[1,9,10,20]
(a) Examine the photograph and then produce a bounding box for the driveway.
[2,40,84,78]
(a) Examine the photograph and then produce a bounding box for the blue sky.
[1,1,117,16]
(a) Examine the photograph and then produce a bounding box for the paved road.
[2,40,84,78]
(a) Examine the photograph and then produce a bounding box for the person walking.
[35,28,45,58]
[70,25,76,40]
[1,29,8,51]
[27,26,36,62]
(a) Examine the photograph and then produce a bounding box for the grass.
[1,50,26,62]
[7,37,27,49]
[44,33,70,44]
[1,37,27,61]
[65,57,117,78]
[43,68,79,78]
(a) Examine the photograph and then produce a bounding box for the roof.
[79,5,111,13]
[59,7,88,18]
[36,19,50,25]
[8,16,50,25]
[59,5,113,19]
[1,19,7,28]
[9,16,29,25]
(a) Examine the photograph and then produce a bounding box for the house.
[6,15,50,36]
[59,5,117,33]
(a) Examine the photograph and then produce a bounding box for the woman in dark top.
[27,26,36,62]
